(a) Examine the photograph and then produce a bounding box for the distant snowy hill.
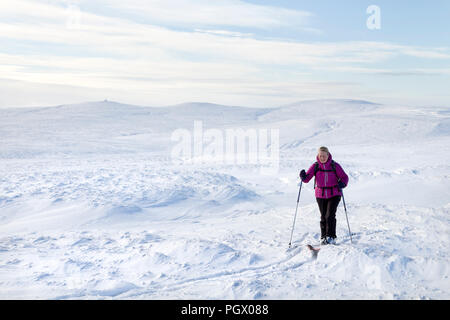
[0,100,275,157]
[258,99,380,121]
[0,99,449,299]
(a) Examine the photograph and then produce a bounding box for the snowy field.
[0,99,449,299]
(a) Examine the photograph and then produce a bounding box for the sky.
[0,0,449,108]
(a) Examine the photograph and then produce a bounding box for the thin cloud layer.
[0,0,449,107]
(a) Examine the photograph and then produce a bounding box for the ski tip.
[306,244,320,252]
[306,244,320,260]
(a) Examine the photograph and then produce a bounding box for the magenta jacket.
[302,153,349,199]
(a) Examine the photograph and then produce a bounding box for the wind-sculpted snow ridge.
[430,118,450,136]
[0,203,448,299]
[0,158,261,233]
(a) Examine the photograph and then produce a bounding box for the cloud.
[0,76,365,109]
[314,66,450,76]
[94,0,315,30]
[1,0,449,108]
[194,29,254,38]
[1,1,448,67]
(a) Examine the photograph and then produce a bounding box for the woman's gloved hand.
[299,169,307,181]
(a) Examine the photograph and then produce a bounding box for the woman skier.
[299,146,349,245]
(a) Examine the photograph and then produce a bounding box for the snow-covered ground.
[0,99,449,299]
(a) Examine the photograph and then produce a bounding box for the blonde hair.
[318,146,329,154]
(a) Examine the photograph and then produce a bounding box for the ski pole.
[340,189,353,244]
[288,180,302,248]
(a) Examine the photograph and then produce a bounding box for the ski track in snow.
[0,99,449,299]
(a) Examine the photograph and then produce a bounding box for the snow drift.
[0,99,449,299]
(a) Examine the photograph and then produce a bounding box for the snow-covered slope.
[0,101,273,158]
[0,99,449,299]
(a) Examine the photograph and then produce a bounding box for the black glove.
[299,169,307,181]
[338,180,346,189]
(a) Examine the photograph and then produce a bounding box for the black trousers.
[316,196,341,239]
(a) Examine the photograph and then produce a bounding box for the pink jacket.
[302,153,349,199]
